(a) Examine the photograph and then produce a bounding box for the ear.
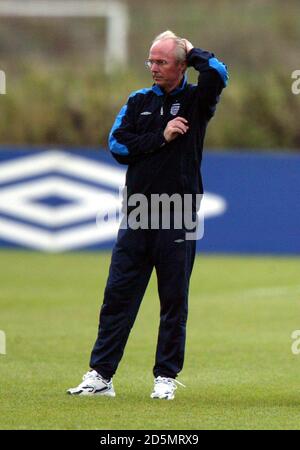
[181,61,187,74]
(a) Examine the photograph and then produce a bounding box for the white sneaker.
[67,370,115,397]
[150,376,185,400]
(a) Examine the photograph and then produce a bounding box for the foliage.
[0,0,299,151]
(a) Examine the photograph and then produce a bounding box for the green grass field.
[1,250,300,430]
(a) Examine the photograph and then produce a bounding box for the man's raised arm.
[185,40,228,120]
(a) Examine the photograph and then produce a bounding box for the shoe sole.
[67,389,116,397]
[150,394,174,400]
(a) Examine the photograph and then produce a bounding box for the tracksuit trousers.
[90,222,196,380]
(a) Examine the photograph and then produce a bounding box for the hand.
[182,38,194,54]
[163,117,189,142]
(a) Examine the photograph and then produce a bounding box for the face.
[148,39,186,93]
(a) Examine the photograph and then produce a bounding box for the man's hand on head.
[163,117,189,143]
[182,39,194,55]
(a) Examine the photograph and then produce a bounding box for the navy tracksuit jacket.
[90,48,228,379]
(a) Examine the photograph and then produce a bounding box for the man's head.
[147,31,188,93]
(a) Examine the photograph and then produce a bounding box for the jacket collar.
[152,74,188,97]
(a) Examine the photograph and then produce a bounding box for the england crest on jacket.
[170,102,180,116]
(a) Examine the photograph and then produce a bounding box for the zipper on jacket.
[160,94,169,116]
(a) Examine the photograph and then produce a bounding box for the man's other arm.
[108,94,166,165]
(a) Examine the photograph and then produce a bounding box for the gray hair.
[152,30,187,63]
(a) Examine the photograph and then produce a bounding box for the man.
[67,31,228,400]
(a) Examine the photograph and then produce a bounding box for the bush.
[0,0,299,151]
[1,64,299,152]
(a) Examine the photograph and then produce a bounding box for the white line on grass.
[196,285,300,301]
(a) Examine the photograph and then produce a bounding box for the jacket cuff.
[158,129,167,148]
[186,47,213,67]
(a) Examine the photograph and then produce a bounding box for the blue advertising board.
[201,152,300,254]
[0,148,299,254]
